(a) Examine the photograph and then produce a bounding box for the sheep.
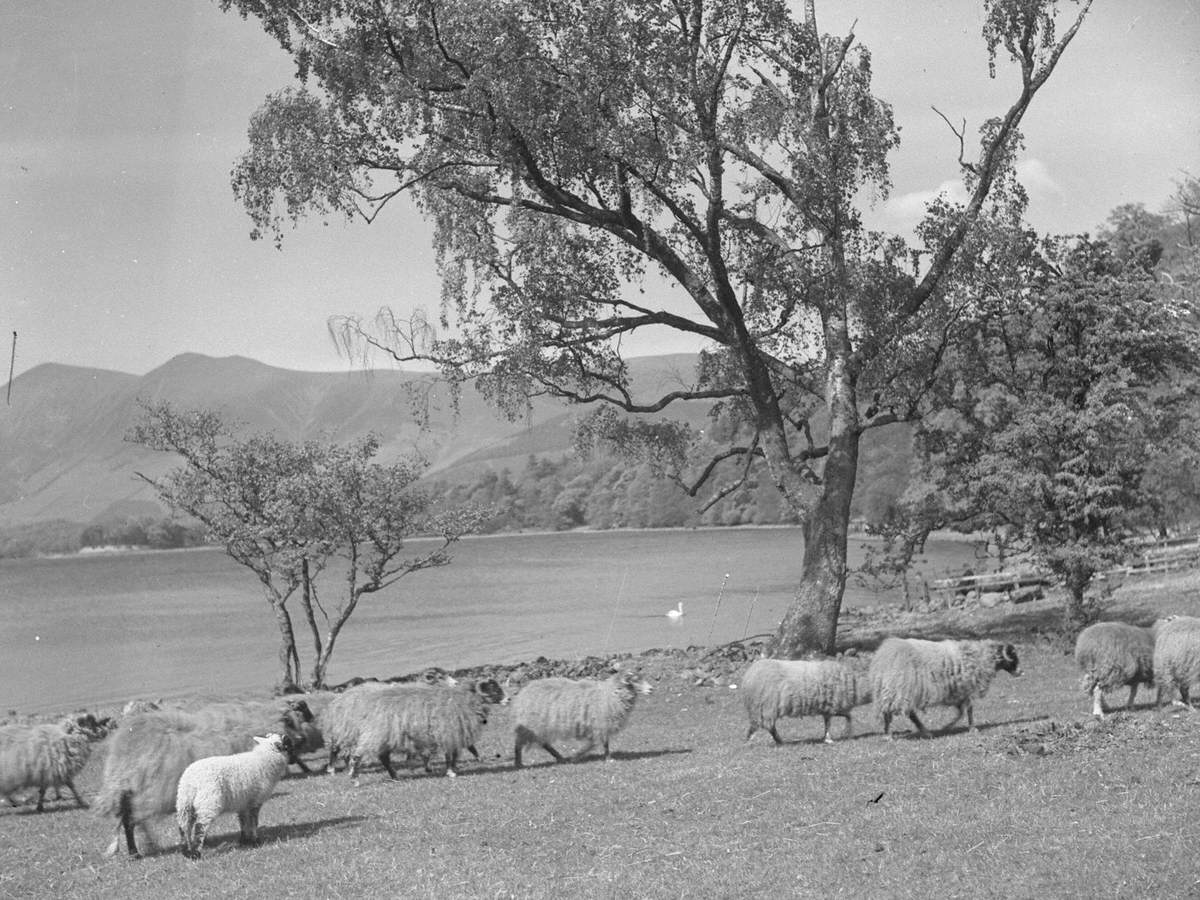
[346,678,507,782]
[1074,622,1155,717]
[868,638,1020,738]
[740,657,870,745]
[94,698,315,858]
[1152,615,1200,707]
[319,668,458,775]
[511,668,653,767]
[0,713,111,812]
[175,733,293,860]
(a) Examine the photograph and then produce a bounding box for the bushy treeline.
[430,437,910,534]
[0,516,207,560]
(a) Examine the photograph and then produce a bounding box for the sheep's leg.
[444,750,459,778]
[119,792,142,858]
[64,779,87,809]
[745,723,757,742]
[822,714,834,744]
[842,713,853,740]
[326,743,341,774]
[238,807,260,844]
[1092,685,1107,717]
[767,724,784,745]
[191,822,208,859]
[289,752,312,775]
[602,739,612,761]
[908,711,931,738]
[1126,683,1139,709]
[1180,684,1192,707]
[542,742,566,762]
[379,750,399,780]
[467,744,481,761]
[34,787,46,813]
[882,711,894,739]
[513,739,525,769]
[966,702,975,731]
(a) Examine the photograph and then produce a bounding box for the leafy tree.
[221,0,1092,655]
[130,402,476,690]
[903,236,1200,623]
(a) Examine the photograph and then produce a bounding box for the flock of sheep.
[2,614,1199,861]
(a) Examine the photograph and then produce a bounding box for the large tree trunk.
[770,356,860,657]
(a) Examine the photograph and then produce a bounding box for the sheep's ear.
[252,735,268,746]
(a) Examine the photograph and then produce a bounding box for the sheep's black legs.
[768,725,784,745]
[35,787,46,813]
[380,751,398,780]
[1126,684,1139,709]
[65,780,86,809]
[908,712,930,737]
[120,793,141,858]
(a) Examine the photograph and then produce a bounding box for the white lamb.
[175,733,293,860]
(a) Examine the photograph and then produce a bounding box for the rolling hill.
[0,352,708,527]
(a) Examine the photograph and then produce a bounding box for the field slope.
[2,572,1197,899]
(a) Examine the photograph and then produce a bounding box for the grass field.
[3,572,1200,899]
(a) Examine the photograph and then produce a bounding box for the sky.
[1,0,1197,382]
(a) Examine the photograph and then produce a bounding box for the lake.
[0,527,975,713]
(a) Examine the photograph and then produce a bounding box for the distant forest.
[0,431,911,559]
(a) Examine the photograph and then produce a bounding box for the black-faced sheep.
[94,698,314,858]
[740,657,870,744]
[511,668,653,767]
[175,733,294,860]
[1152,615,1200,707]
[1074,622,1155,717]
[868,638,1020,738]
[346,678,506,782]
[0,713,111,811]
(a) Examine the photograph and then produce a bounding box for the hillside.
[0,352,706,527]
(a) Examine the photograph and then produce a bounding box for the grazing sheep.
[741,657,870,745]
[94,698,315,858]
[0,713,111,811]
[175,733,293,860]
[320,668,458,775]
[346,678,507,782]
[869,638,1020,738]
[1074,622,1155,717]
[511,668,653,767]
[1152,615,1200,707]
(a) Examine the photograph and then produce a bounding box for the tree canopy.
[220,0,1093,655]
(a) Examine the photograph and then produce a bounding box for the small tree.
[904,235,1200,623]
[130,402,476,690]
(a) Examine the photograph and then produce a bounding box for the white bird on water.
[666,602,684,620]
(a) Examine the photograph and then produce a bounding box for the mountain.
[0,352,705,527]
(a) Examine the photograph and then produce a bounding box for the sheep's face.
[285,698,315,723]
[994,643,1020,676]
[619,671,654,696]
[254,733,293,756]
[420,667,458,687]
[476,679,508,706]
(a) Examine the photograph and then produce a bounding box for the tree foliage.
[129,402,477,690]
[220,0,1092,654]
[898,234,1200,622]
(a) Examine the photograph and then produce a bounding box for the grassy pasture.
[3,572,1200,899]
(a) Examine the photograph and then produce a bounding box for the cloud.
[868,158,1065,237]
